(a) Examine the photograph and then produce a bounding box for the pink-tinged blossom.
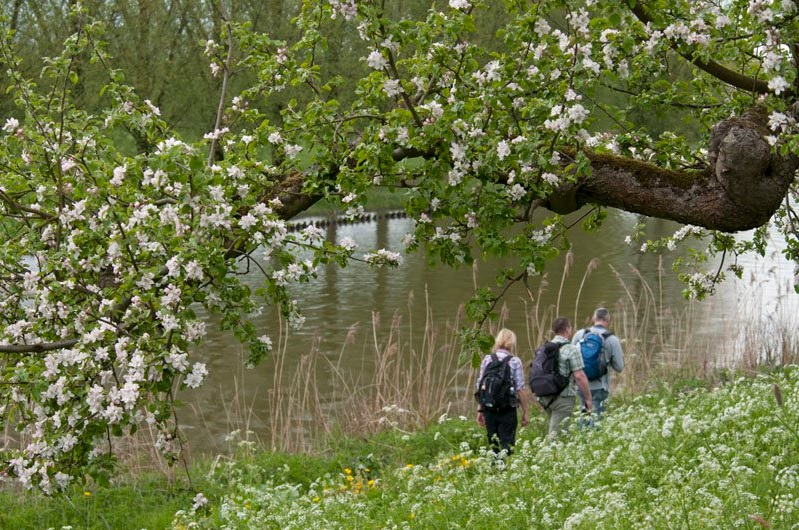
[104,403,124,424]
[168,349,189,372]
[448,167,465,186]
[109,165,128,186]
[329,0,357,20]
[382,35,398,53]
[534,18,551,36]
[239,213,258,230]
[2,117,19,133]
[760,49,781,72]
[258,335,273,350]
[87,385,105,415]
[60,157,77,173]
[161,284,182,308]
[165,256,182,278]
[268,131,283,144]
[340,236,358,251]
[185,363,208,388]
[568,104,590,124]
[275,47,288,65]
[156,137,189,153]
[449,0,471,9]
[364,248,403,267]
[747,0,774,22]
[715,14,731,27]
[136,273,155,290]
[186,321,207,342]
[284,144,303,159]
[582,58,600,74]
[450,142,466,161]
[118,382,140,409]
[287,301,306,330]
[203,127,229,140]
[383,79,403,97]
[393,126,408,143]
[542,172,560,185]
[156,310,180,332]
[483,60,502,82]
[366,50,387,70]
[768,76,790,94]
[508,183,526,200]
[302,224,325,242]
[144,99,161,116]
[422,100,444,120]
[768,111,792,132]
[497,140,511,160]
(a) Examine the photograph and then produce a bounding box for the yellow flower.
[346,475,354,482]
[344,468,352,475]
[405,464,413,469]
[313,496,320,503]
[83,491,91,497]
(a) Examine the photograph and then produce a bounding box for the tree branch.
[0,338,79,354]
[629,3,773,95]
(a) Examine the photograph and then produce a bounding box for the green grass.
[177,368,799,529]
[3,368,798,529]
[0,474,204,530]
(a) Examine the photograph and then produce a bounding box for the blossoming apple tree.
[1,0,798,491]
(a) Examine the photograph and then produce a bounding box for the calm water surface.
[181,208,797,453]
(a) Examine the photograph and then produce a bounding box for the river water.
[180,208,798,455]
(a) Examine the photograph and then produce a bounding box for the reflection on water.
[182,208,798,454]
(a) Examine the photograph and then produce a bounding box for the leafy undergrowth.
[2,368,798,529]
[174,368,799,529]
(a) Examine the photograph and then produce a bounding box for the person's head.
[593,307,611,326]
[492,328,517,354]
[552,316,572,339]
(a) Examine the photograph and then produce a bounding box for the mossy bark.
[548,112,796,232]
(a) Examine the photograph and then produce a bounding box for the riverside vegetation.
[2,263,799,529]
[1,368,797,529]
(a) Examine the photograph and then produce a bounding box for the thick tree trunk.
[272,112,796,233]
[560,109,796,232]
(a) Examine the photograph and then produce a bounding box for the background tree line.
[3,0,688,147]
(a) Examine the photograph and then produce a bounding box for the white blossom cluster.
[4,0,799,494]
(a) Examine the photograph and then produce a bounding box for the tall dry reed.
[46,254,797,474]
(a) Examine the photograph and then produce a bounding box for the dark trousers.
[484,406,518,453]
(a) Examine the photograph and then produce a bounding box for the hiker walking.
[534,317,592,438]
[475,328,531,453]
[572,307,625,419]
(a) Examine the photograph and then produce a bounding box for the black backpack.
[476,353,516,410]
[529,341,569,399]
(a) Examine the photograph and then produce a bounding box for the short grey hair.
[593,307,610,323]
